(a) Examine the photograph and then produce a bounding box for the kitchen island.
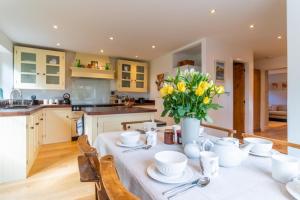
[82,106,157,144]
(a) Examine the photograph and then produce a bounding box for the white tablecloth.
[94,131,293,200]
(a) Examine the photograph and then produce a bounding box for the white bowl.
[120,131,140,145]
[244,137,273,154]
[154,151,187,177]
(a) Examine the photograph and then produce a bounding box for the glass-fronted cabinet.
[14,46,65,90]
[117,60,148,92]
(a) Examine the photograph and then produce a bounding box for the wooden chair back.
[77,135,97,156]
[77,135,100,182]
[242,133,300,154]
[96,155,139,200]
[200,122,237,137]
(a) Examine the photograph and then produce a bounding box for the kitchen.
[0,45,158,184]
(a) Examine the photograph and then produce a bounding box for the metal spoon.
[122,145,152,153]
[167,176,210,199]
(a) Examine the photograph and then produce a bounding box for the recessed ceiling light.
[210,9,216,14]
[135,55,138,58]
[277,35,282,39]
[249,24,255,29]
[53,25,58,29]
[100,49,104,53]
[109,37,114,40]
[152,45,156,49]
[56,43,60,46]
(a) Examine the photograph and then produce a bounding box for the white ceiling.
[0,0,286,60]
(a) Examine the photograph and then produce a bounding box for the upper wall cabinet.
[14,46,65,90]
[116,60,148,93]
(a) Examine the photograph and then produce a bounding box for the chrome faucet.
[9,89,23,105]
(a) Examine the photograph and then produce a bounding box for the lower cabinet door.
[44,108,71,144]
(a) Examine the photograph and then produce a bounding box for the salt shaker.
[146,131,157,146]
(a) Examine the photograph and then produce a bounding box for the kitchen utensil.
[147,164,194,184]
[166,177,210,199]
[199,151,219,178]
[120,131,140,145]
[272,154,299,183]
[116,140,144,148]
[244,137,273,154]
[154,151,187,177]
[184,141,200,159]
[62,93,71,104]
[122,145,152,153]
[212,138,254,167]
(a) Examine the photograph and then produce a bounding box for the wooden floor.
[255,121,287,141]
[254,121,288,153]
[0,142,94,200]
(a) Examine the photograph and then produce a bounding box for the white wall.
[287,0,300,156]
[0,31,13,99]
[150,37,254,133]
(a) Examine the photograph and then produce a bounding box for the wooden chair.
[96,155,139,200]
[242,133,300,154]
[200,122,237,137]
[77,135,100,182]
[77,136,139,200]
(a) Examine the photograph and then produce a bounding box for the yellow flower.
[160,87,168,97]
[177,81,186,92]
[195,85,205,96]
[216,85,225,94]
[203,97,210,104]
[167,85,174,94]
[199,81,209,91]
[160,85,174,97]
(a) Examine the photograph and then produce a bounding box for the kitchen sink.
[3,105,30,109]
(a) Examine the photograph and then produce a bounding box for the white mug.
[48,99,54,105]
[43,99,48,105]
[143,122,157,132]
[272,154,300,183]
[146,131,157,146]
[199,151,219,178]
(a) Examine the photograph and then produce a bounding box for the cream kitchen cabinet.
[44,108,71,144]
[14,46,65,90]
[84,112,154,144]
[117,60,148,92]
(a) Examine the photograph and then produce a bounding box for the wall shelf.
[70,67,115,79]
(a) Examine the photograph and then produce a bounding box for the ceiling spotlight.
[249,24,255,29]
[135,55,138,58]
[152,45,156,49]
[210,9,216,14]
[100,49,104,53]
[53,25,58,29]
[56,43,60,46]
[109,37,114,40]
[277,35,282,39]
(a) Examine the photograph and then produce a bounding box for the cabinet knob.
[35,123,39,126]
[42,73,46,75]
[66,115,69,118]
[40,118,43,121]
[37,73,40,75]
[30,127,34,130]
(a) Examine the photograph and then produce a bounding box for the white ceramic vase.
[181,117,201,145]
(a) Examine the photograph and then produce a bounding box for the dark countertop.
[82,106,157,115]
[0,104,71,117]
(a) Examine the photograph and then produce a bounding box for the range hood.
[70,67,115,79]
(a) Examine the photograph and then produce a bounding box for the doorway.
[233,62,245,138]
[253,69,261,132]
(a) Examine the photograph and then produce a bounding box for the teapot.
[211,138,254,167]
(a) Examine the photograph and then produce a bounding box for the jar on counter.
[176,130,182,144]
[164,129,174,145]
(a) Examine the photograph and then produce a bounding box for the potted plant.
[160,69,224,145]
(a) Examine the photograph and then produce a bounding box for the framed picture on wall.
[215,60,225,82]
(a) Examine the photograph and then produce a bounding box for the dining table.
[93,130,294,200]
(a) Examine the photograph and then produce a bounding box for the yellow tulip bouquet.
[160,69,224,124]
